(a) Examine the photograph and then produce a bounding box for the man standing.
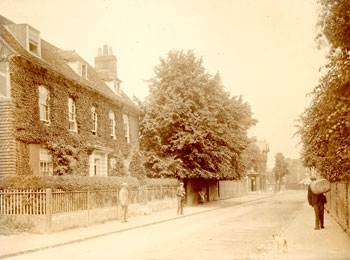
[308,177,327,230]
[119,183,129,223]
[176,182,186,215]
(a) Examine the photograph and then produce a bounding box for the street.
[6,191,307,260]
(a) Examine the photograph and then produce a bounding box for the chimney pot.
[98,48,102,56]
[109,47,113,55]
[103,45,108,55]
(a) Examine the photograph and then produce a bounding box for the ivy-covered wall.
[10,56,138,176]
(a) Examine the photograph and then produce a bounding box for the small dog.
[272,234,288,253]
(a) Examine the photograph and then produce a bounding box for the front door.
[94,158,100,176]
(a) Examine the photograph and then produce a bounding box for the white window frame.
[38,86,50,124]
[109,111,116,139]
[123,114,130,143]
[68,97,77,131]
[91,106,98,135]
[40,148,53,176]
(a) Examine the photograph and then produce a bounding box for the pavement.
[249,192,350,260]
[272,199,350,260]
[0,191,349,260]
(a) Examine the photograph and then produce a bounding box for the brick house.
[0,16,142,177]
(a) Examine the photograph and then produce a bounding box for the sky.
[0,0,327,168]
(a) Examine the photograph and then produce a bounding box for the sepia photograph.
[0,0,349,259]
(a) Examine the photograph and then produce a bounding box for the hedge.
[0,175,178,191]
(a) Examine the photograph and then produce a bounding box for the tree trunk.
[278,174,282,192]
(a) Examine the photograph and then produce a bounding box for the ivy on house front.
[10,57,130,176]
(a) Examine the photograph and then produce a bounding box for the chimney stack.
[94,45,121,94]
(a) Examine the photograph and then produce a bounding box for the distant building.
[247,139,269,192]
[0,15,142,176]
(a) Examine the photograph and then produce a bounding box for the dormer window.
[66,61,88,79]
[59,50,88,79]
[7,23,41,57]
[105,80,121,96]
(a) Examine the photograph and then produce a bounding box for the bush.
[129,151,147,180]
[0,175,178,191]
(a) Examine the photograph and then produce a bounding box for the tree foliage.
[273,153,289,192]
[140,50,256,180]
[129,151,147,180]
[297,0,350,181]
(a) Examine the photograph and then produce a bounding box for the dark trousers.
[319,203,324,227]
[177,198,183,215]
[313,203,325,229]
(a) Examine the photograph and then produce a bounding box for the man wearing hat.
[119,183,129,222]
[308,176,327,230]
[176,182,186,215]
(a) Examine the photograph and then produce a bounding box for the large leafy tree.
[273,153,289,192]
[297,0,350,181]
[140,50,256,180]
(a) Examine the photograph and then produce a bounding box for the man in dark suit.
[308,176,327,230]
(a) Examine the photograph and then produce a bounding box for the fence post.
[145,187,148,205]
[160,186,163,209]
[116,189,119,219]
[138,186,141,205]
[45,188,52,233]
[87,190,90,225]
[345,181,349,234]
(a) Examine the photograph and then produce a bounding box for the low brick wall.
[52,210,88,232]
[0,214,46,233]
[1,181,248,233]
[9,198,178,233]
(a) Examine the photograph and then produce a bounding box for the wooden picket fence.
[0,190,46,215]
[325,180,350,235]
[0,186,177,216]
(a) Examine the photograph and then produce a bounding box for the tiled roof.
[0,17,142,114]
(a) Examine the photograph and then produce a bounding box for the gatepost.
[45,188,52,233]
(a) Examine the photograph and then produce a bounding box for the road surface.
[7,191,306,260]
